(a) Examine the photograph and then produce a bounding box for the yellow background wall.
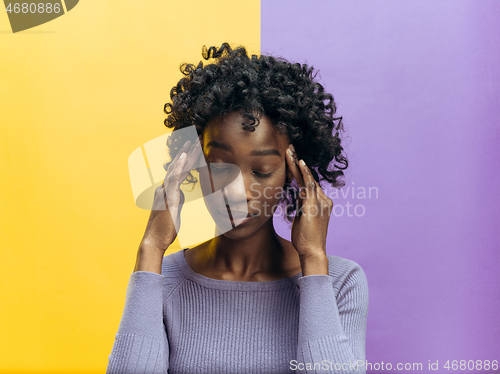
[0,1,260,372]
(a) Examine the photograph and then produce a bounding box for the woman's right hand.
[134,137,202,273]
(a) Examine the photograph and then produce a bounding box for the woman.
[106,43,368,374]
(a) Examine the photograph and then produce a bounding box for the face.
[198,110,292,239]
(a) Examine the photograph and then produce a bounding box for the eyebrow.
[206,141,281,156]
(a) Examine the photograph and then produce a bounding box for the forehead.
[203,111,289,151]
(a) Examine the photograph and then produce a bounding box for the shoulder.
[160,249,188,299]
[326,254,369,299]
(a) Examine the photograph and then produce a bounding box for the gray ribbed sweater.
[106,249,368,374]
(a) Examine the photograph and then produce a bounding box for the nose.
[222,168,253,208]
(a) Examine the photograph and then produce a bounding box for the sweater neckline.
[175,248,302,291]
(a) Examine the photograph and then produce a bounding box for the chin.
[216,215,272,241]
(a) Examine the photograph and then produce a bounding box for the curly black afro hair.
[164,43,348,223]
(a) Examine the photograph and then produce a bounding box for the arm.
[106,270,169,374]
[285,147,369,372]
[107,137,202,372]
[295,263,369,374]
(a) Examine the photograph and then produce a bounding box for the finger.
[305,163,323,200]
[286,146,311,205]
[164,138,198,184]
[313,178,326,199]
[174,139,193,164]
[298,159,318,200]
[177,136,203,171]
[286,145,304,189]
[171,152,188,188]
[173,138,203,187]
[162,152,188,210]
[164,139,192,174]
[158,156,189,212]
[163,151,187,192]
[183,137,203,171]
[157,139,193,210]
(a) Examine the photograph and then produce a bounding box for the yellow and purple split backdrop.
[1,1,499,373]
[0,1,259,373]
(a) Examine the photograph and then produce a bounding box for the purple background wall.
[264,1,500,372]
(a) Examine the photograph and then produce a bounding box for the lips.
[217,210,258,218]
[216,208,258,226]
[231,213,257,226]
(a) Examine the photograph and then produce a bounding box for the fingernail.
[289,144,296,153]
[287,148,293,157]
[299,159,306,166]
[180,152,186,160]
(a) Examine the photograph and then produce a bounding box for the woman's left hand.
[286,144,332,276]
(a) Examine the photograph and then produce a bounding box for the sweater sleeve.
[106,271,169,374]
[295,261,369,374]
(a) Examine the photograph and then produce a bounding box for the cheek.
[248,182,285,218]
[255,179,286,203]
[266,168,287,198]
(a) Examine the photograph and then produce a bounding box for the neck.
[204,217,290,279]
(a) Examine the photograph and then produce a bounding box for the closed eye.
[253,171,272,178]
[210,164,272,178]
[211,166,230,172]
